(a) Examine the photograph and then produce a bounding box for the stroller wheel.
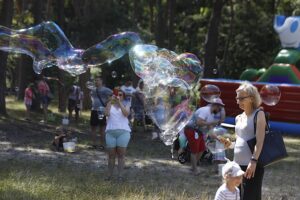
[178,152,187,164]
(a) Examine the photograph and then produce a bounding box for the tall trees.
[204,0,225,78]
[0,0,14,115]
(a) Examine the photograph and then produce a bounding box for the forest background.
[0,0,299,115]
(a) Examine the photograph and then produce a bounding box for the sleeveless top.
[234,109,259,166]
[105,104,131,132]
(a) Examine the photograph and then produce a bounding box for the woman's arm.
[105,100,112,117]
[118,100,130,117]
[252,111,266,161]
[245,110,266,179]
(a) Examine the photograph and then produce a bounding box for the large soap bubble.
[129,44,204,145]
[144,78,195,145]
[129,44,177,81]
[206,126,231,154]
[0,22,142,76]
[200,84,221,102]
[1,21,206,147]
[173,53,204,86]
[82,32,142,66]
[129,45,203,89]
[260,85,281,106]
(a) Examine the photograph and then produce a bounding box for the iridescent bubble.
[173,53,203,87]
[0,21,87,75]
[129,44,176,80]
[260,85,281,106]
[111,71,117,78]
[82,32,142,66]
[0,22,142,76]
[206,126,229,154]
[144,78,195,145]
[200,84,221,103]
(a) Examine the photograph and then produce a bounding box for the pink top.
[24,88,33,105]
[37,80,49,95]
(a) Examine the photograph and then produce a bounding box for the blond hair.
[236,82,262,109]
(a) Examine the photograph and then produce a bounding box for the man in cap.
[183,97,226,175]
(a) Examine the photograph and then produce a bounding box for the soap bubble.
[200,84,221,102]
[260,85,281,106]
[173,52,203,86]
[0,22,142,76]
[206,126,229,154]
[82,32,142,66]
[111,71,117,78]
[143,78,195,145]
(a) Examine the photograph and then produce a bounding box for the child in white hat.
[214,161,244,200]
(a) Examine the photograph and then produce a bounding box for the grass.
[0,96,300,199]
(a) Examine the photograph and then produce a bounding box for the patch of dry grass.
[1,98,300,199]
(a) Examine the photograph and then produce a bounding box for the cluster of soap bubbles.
[0,21,142,76]
[0,21,282,146]
[128,44,203,145]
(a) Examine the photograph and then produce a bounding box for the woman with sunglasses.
[104,89,131,181]
[234,82,267,200]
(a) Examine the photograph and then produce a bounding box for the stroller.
[173,129,213,165]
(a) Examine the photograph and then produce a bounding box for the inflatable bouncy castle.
[200,15,300,135]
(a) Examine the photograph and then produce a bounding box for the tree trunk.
[204,0,225,78]
[18,0,44,101]
[55,0,68,113]
[155,0,165,47]
[149,0,155,33]
[0,0,14,115]
[221,0,234,77]
[167,0,176,50]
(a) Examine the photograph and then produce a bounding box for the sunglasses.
[236,96,251,101]
[118,93,124,97]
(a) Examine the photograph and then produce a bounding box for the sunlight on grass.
[1,96,300,200]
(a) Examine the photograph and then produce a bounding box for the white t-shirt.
[121,85,136,105]
[194,105,225,133]
[106,104,131,132]
[214,183,240,200]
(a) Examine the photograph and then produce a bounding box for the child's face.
[230,175,243,187]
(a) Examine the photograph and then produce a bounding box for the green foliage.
[3,0,298,87]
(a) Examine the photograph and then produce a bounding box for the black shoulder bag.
[247,109,288,167]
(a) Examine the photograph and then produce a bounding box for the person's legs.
[240,165,264,200]
[106,148,117,178]
[98,117,107,148]
[43,103,48,122]
[74,106,79,121]
[185,127,201,174]
[25,104,31,119]
[90,110,99,147]
[91,126,97,147]
[115,130,131,179]
[99,125,106,148]
[105,130,118,179]
[116,147,127,178]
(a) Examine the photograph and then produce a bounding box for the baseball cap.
[210,97,225,106]
[222,161,244,177]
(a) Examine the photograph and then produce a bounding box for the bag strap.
[96,88,106,107]
[253,109,270,135]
